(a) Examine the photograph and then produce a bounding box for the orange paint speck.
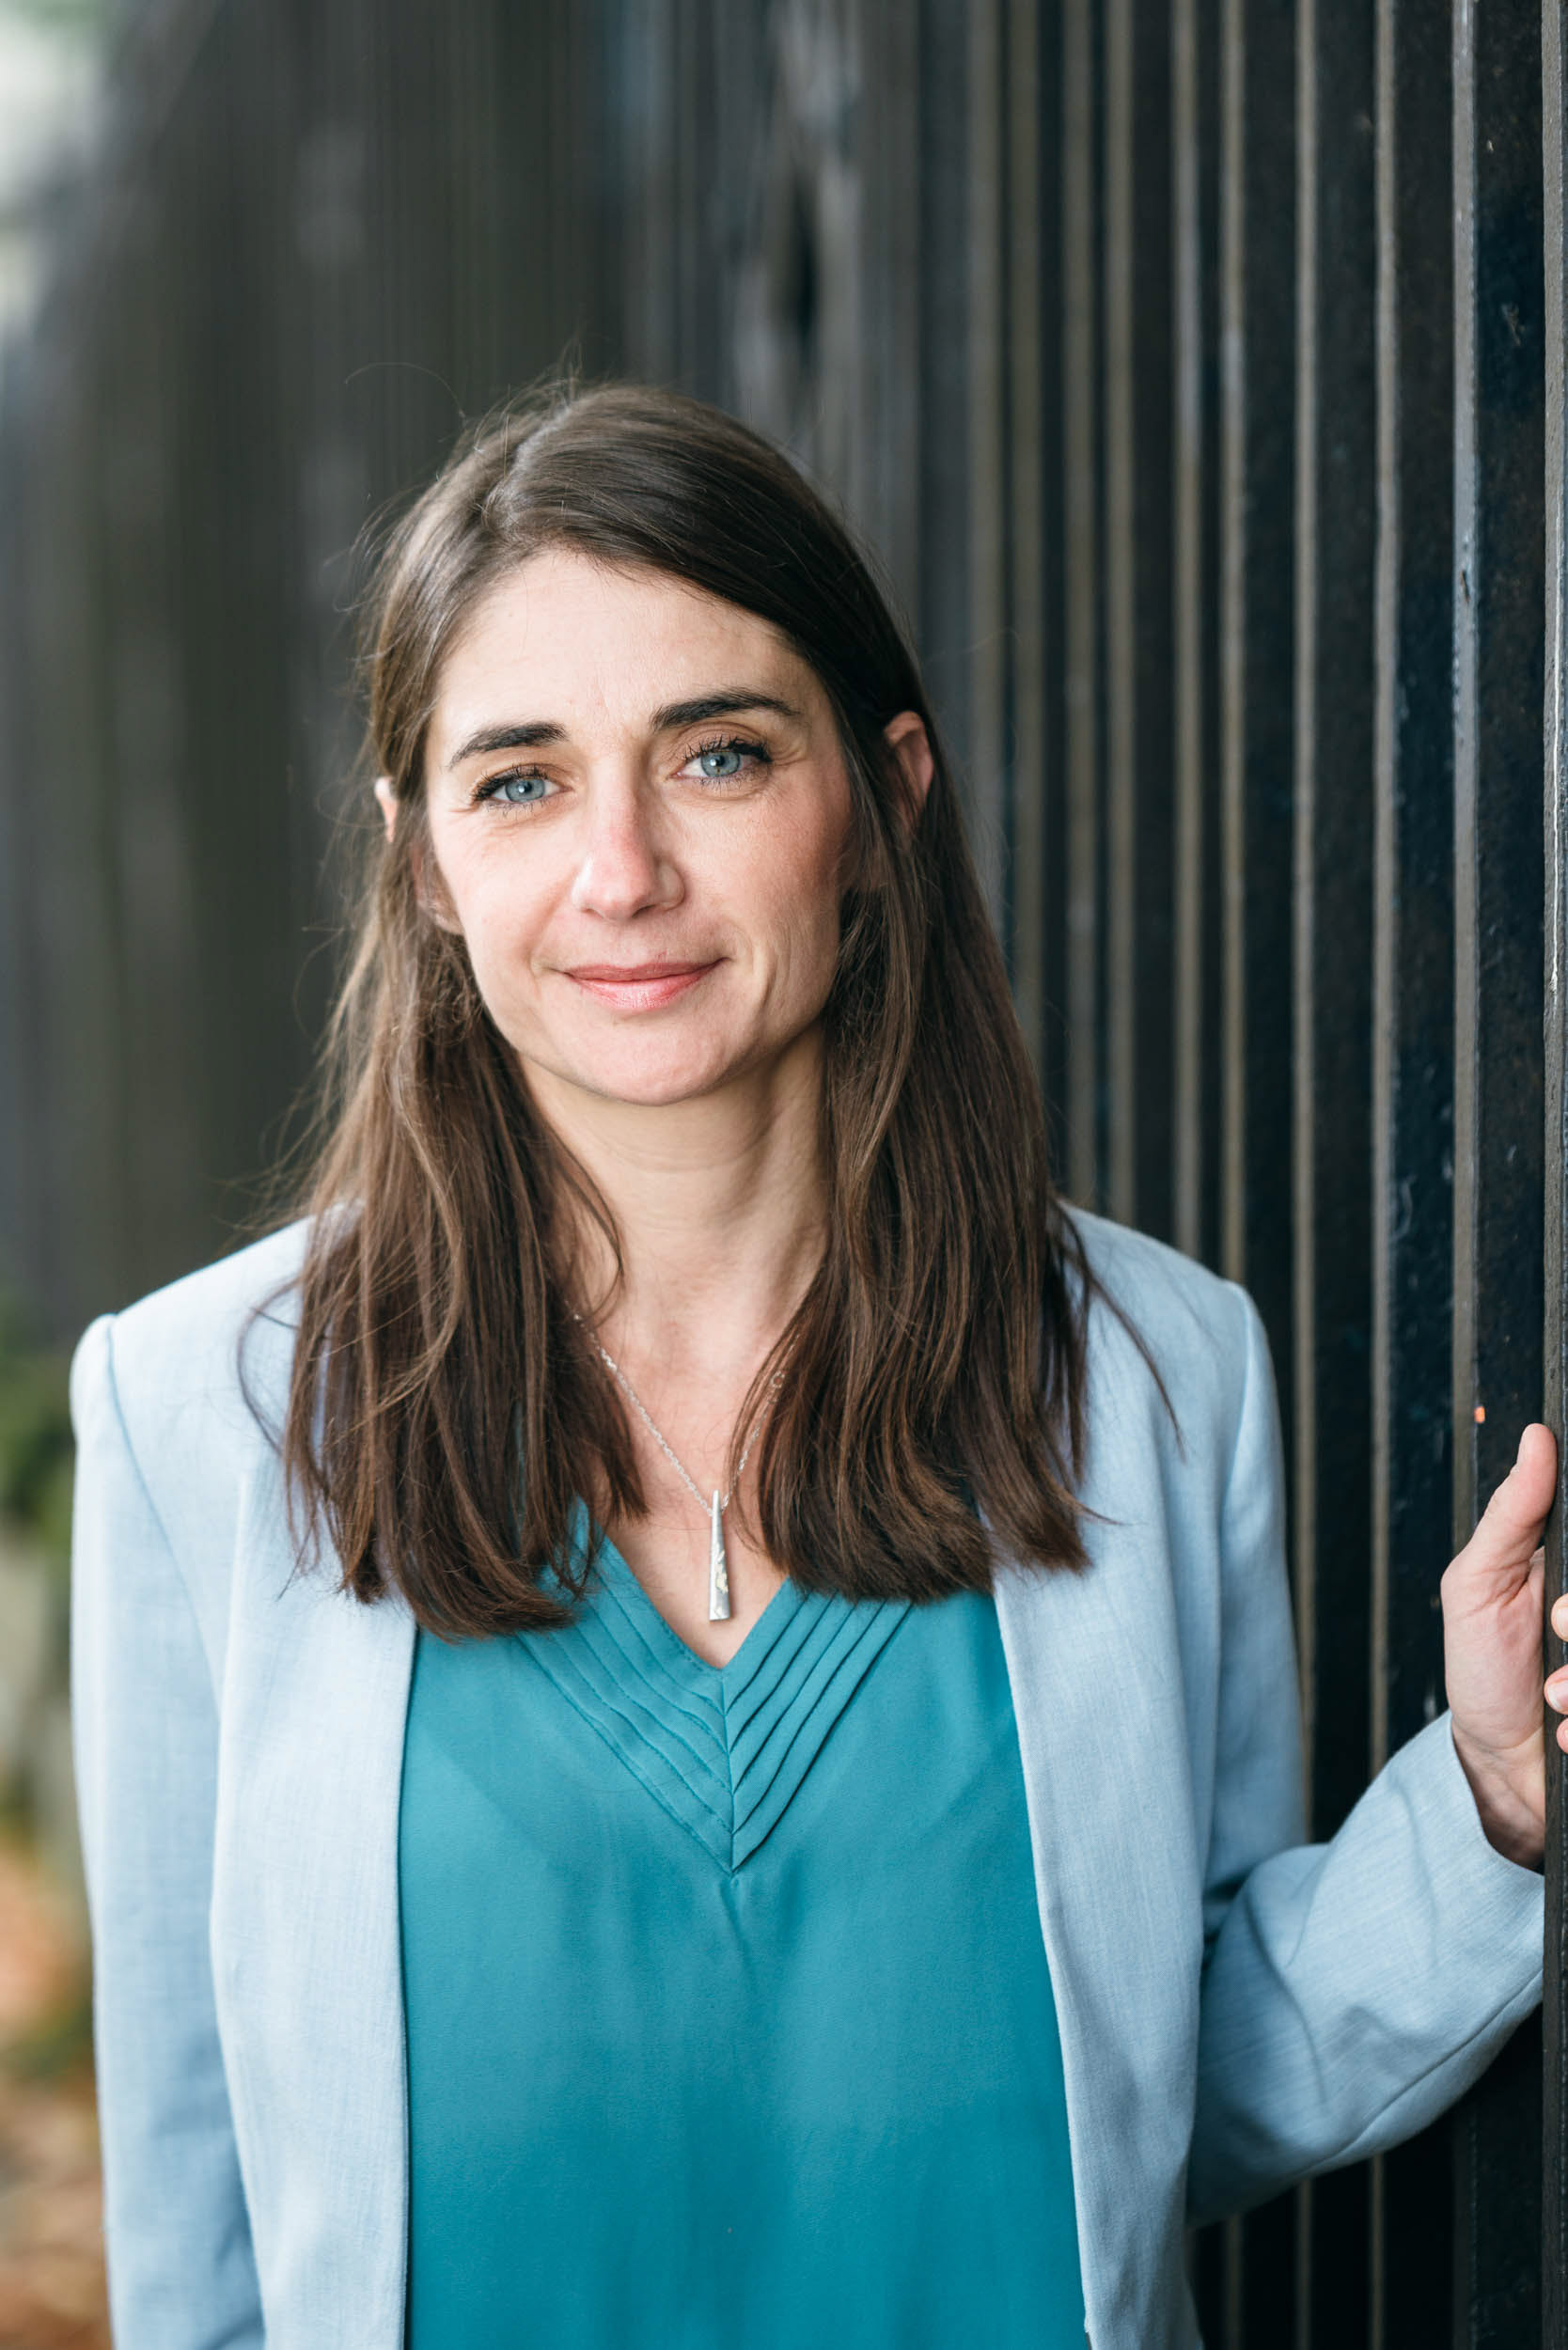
[1474,1405,1486,1424]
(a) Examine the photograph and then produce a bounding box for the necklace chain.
[575,1321,786,1518]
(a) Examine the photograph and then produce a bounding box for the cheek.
[747,802,854,989]
[429,830,549,968]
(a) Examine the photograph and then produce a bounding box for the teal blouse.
[399,1519,1085,2348]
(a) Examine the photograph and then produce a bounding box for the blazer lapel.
[211,1449,416,2350]
[993,1423,1206,2349]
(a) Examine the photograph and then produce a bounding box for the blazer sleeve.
[1185,1289,1545,2226]
[70,1313,264,2349]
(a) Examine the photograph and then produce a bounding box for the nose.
[568,771,683,920]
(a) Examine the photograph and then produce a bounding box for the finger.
[1547,1667,1568,1715]
[1466,1424,1558,1570]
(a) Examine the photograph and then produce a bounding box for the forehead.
[432,547,815,734]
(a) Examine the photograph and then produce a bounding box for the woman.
[71,382,1560,2350]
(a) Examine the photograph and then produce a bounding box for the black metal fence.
[2,1,1565,2341]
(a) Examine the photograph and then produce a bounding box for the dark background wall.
[3,1,1566,2341]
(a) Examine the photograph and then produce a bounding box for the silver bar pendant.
[708,1489,731,1622]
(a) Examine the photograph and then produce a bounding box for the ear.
[377,774,463,933]
[883,711,933,833]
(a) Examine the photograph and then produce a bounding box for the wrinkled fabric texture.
[400,1528,1085,2348]
[69,1210,1544,2350]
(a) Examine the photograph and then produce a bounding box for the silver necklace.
[579,1325,784,1622]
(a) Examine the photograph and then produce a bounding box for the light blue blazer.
[69,1210,1544,2350]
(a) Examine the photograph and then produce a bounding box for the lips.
[561,960,720,1010]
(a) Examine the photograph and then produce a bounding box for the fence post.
[1541,9,1568,2338]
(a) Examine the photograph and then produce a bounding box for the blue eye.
[480,772,551,806]
[687,736,769,782]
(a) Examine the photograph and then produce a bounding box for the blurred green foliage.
[0,1292,73,1586]
[0,1306,85,2082]
[0,0,109,34]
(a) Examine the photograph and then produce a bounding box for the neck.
[528,1029,828,1382]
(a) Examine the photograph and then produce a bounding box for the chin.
[582,1057,744,1108]
[507,1001,822,1113]
[514,1036,751,1111]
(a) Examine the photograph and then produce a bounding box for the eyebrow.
[444,688,804,770]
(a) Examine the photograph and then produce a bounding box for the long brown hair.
[274,380,1102,1637]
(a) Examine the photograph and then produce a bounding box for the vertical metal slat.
[1544,6,1568,2328]
[968,0,1010,939]
[1009,0,1046,1069]
[1130,0,1177,1243]
[1218,0,1303,2330]
[1062,0,1102,1207]
[1295,0,1380,2323]
[1104,0,1137,1222]
[1369,0,1458,2340]
[1451,0,1547,2339]
[1173,0,1204,1262]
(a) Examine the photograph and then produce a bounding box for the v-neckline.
[590,1529,802,1683]
[517,1513,910,1873]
